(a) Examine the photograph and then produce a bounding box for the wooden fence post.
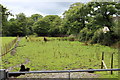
[101,52,104,69]
[111,53,113,74]
[4,44,6,53]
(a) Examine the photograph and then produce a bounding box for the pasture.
[1,37,119,78]
[0,37,16,68]
[1,37,16,46]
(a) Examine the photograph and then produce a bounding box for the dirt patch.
[17,72,100,78]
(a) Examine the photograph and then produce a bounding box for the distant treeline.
[0,2,120,46]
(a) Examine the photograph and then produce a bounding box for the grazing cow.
[44,37,47,42]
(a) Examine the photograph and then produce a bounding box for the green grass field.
[0,37,17,53]
[0,37,17,68]
[1,37,119,78]
[1,37,16,45]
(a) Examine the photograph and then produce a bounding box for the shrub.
[79,28,94,42]
[91,28,115,46]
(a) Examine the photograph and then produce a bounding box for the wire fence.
[1,37,18,56]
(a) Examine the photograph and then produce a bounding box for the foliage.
[62,2,119,45]
[0,4,12,36]
[33,15,63,36]
[27,14,43,35]
[33,19,50,36]
[8,18,22,36]
[91,27,117,46]
[63,3,85,34]
[7,13,28,36]
[112,16,120,40]
[48,16,62,36]
[31,14,43,21]
[1,2,120,45]
[79,27,93,42]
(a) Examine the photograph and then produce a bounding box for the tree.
[0,4,12,36]
[33,19,50,36]
[86,2,117,29]
[63,2,88,35]
[15,13,28,36]
[8,18,22,36]
[7,13,28,36]
[62,2,119,45]
[86,2,119,45]
[31,14,43,21]
[45,15,62,36]
[25,17,34,35]
[42,15,62,36]
[23,14,43,35]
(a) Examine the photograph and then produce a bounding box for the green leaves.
[0,4,11,36]
[1,2,119,45]
[31,14,43,21]
[62,2,119,45]
[33,19,50,36]
[33,15,62,36]
[63,2,86,34]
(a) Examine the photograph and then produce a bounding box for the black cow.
[19,64,30,72]
[44,37,47,42]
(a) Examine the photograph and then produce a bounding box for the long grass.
[0,37,17,68]
[1,37,16,45]
[1,37,119,78]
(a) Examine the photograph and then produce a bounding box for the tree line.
[0,2,120,46]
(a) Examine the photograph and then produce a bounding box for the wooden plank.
[102,60,107,69]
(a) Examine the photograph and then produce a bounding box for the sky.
[1,0,91,18]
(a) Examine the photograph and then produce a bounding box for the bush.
[68,34,76,41]
[91,28,115,46]
[91,28,103,44]
[79,28,94,42]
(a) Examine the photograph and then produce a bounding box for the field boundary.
[0,36,19,57]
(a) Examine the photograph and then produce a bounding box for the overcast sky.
[1,0,91,18]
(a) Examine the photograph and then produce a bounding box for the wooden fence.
[101,52,115,75]
[0,37,18,56]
